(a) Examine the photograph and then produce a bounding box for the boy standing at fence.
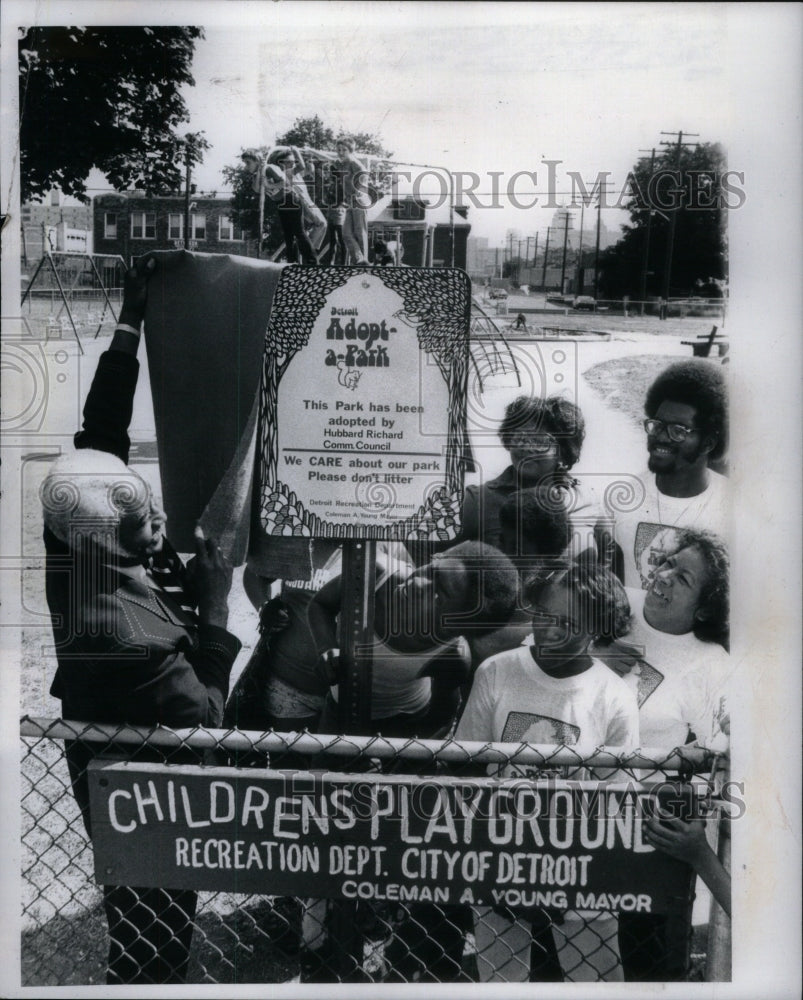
[298,541,519,982]
[455,562,639,982]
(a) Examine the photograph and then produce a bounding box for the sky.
[37,1,735,246]
[179,4,732,244]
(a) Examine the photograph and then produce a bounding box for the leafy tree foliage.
[222,115,393,248]
[599,142,728,298]
[19,26,206,202]
[277,115,392,160]
[222,144,281,255]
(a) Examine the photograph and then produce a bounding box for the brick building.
[93,192,251,262]
[90,191,467,269]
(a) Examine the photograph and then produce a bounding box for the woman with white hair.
[42,255,241,985]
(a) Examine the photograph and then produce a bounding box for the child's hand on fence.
[644,811,709,867]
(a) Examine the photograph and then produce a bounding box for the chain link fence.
[21,716,725,986]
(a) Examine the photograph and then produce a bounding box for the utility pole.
[576,199,586,294]
[593,178,612,300]
[541,227,552,291]
[508,231,514,279]
[659,130,699,316]
[638,147,657,315]
[517,239,523,283]
[256,152,266,260]
[558,210,572,295]
[183,138,192,250]
[532,232,538,274]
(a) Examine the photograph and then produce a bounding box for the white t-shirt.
[455,646,639,779]
[615,589,732,752]
[613,470,729,589]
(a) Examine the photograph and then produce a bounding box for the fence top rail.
[20,715,719,771]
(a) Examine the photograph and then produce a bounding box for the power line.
[658,131,699,311]
[637,147,657,312]
[593,178,613,299]
[555,209,574,294]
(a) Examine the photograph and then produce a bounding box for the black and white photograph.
[1,2,800,996]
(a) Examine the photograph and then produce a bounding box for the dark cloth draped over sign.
[142,250,318,578]
[142,253,473,578]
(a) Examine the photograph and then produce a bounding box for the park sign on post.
[258,266,470,541]
[89,761,697,915]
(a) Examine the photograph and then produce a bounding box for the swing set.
[21,251,126,354]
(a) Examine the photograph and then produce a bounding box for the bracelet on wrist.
[115,322,142,337]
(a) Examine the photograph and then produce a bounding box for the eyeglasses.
[643,418,697,442]
[507,431,557,453]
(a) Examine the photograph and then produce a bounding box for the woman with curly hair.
[458,394,604,562]
[598,526,730,748]
[594,526,731,982]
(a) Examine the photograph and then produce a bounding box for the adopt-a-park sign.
[257,267,470,541]
[89,762,697,915]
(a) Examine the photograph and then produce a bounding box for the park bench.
[681,325,729,358]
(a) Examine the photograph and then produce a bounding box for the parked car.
[488,287,508,300]
[572,296,596,311]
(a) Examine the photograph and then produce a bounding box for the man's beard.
[648,441,706,473]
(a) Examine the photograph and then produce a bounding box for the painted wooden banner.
[258,266,470,540]
[89,761,697,915]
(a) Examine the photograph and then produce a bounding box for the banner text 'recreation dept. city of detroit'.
[89,764,695,914]
[276,275,451,526]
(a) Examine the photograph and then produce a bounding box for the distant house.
[21,195,92,263]
[93,192,251,262]
[367,195,470,270]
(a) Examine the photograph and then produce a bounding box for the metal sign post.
[253,264,470,982]
[332,539,376,980]
[338,540,376,735]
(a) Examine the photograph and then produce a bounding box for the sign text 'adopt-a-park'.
[259,267,470,540]
[89,762,695,915]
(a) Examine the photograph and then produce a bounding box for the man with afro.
[614,359,729,589]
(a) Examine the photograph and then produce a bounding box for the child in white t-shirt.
[456,562,639,982]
